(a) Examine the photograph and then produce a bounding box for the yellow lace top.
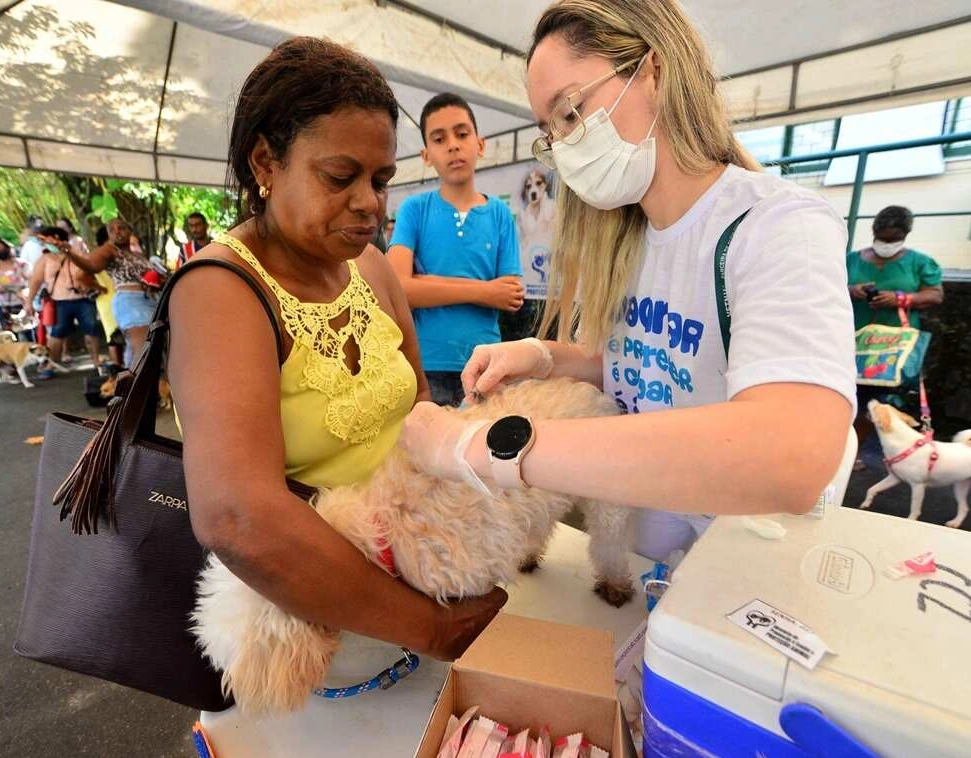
[217,234,417,489]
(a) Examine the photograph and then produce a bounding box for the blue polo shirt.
[391,191,522,371]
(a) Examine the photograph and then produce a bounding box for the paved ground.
[1,357,968,757]
[0,362,194,758]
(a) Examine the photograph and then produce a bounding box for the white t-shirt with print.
[601,164,857,559]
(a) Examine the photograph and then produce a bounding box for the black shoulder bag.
[14,258,314,711]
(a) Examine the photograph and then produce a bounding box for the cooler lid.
[647,507,971,720]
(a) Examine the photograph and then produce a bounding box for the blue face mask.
[43,242,60,253]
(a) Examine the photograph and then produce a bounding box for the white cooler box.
[644,507,971,758]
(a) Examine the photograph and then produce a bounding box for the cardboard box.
[415,613,635,757]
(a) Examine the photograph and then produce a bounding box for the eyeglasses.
[531,58,641,170]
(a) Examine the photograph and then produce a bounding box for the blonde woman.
[401,0,856,562]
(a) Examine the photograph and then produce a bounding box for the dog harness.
[374,535,397,576]
[884,374,938,476]
[883,431,939,476]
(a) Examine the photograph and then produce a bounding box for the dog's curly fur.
[192,378,635,713]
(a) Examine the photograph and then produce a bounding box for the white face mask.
[550,57,658,211]
[872,239,905,259]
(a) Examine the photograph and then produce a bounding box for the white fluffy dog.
[860,399,971,527]
[192,378,635,714]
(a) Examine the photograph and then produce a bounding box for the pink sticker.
[904,551,937,573]
[884,551,936,580]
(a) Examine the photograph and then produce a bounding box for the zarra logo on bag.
[149,490,188,511]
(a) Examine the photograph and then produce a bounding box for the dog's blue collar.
[312,648,419,699]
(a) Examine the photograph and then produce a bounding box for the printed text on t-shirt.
[608,295,707,412]
[620,295,705,356]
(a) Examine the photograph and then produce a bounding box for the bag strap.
[897,304,911,328]
[127,257,285,443]
[154,257,284,363]
[52,253,70,290]
[713,209,752,359]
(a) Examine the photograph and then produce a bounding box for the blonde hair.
[529,0,761,348]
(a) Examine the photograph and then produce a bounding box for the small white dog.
[0,332,68,388]
[860,399,971,527]
[192,378,635,713]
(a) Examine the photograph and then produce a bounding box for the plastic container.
[643,506,971,757]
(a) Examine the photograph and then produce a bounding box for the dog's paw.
[21,382,34,389]
[518,555,542,574]
[593,579,635,607]
[945,518,964,528]
[859,501,871,510]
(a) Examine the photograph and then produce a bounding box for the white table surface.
[199,523,653,757]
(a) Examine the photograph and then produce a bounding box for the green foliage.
[0,167,232,255]
[90,191,119,222]
[168,185,235,232]
[0,168,73,242]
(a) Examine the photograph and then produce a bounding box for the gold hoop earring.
[258,185,270,199]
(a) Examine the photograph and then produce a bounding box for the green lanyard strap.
[713,209,752,359]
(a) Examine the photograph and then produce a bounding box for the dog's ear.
[871,403,892,432]
[896,409,921,428]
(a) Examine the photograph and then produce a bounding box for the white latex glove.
[461,337,554,400]
[399,402,493,497]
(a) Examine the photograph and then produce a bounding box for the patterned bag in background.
[855,306,930,388]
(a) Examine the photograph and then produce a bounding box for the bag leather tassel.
[52,376,132,534]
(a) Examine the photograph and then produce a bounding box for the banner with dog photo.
[388,161,557,300]
[512,163,557,299]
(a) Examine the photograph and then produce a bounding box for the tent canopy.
[0,0,968,186]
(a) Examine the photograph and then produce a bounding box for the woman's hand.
[37,234,69,255]
[423,586,508,660]
[869,290,899,309]
[399,402,489,490]
[461,338,554,399]
[848,282,875,301]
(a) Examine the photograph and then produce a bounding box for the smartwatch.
[486,415,535,489]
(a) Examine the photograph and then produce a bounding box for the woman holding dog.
[164,36,506,684]
[402,0,858,562]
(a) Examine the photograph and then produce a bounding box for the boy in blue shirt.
[388,93,524,406]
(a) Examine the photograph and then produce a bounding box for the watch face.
[487,415,532,460]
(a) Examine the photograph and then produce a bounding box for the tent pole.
[0,0,27,15]
[153,21,179,182]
